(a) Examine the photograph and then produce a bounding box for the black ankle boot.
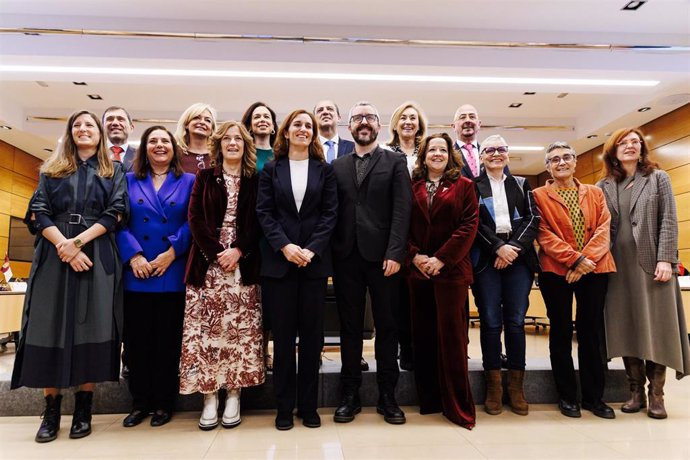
[35,394,62,443]
[70,391,93,439]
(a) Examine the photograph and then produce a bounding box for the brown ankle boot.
[507,369,529,416]
[646,361,667,419]
[484,370,503,415]
[621,357,647,413]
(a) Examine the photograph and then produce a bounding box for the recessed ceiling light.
[0,65,661,87]
[557,93,569,98]
[523,92,536,95]
[638,106,651,112]
[587,134,598,139]
[622,1,646,11]
[87,94,102,100]
[509,103,522,108]
[605,132,612,136]
[35,81,49,87]
[0,125,12,130]
[73,81,88,85]
[43,148,53,152]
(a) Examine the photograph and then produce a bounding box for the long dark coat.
[11,157,128,389]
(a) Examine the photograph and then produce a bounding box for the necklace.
[151,170,169,177]
[223,167,240,176]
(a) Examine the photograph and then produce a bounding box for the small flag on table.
[1,252,13,283]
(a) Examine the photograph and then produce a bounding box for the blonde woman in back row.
[175,102,218,174]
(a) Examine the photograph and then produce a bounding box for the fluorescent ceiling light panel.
[0,65,660,87]
[510,146,544,151]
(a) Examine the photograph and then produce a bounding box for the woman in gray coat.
[598,127,690,419]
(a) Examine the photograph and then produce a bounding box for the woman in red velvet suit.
[407,133,479,429]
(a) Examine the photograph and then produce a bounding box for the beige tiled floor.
[1,330,689,459]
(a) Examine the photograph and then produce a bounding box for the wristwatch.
[74,238,84,249]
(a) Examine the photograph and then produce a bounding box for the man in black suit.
[103,106,135,172]
[314,100,355,163]
[331,101,412,425]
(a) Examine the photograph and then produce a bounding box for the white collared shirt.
[319,135,340,163]
[488,173,512,233]
[107,140,130,160]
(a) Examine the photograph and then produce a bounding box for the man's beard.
[352,126,379,146]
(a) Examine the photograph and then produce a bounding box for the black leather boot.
[35,394,62,443]
[70,391,93,439]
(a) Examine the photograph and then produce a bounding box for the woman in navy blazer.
[257,109,338,430]
[116,126,195,428]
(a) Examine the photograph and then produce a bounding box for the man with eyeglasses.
[314,100,355,163]
[471,135,540,416]
[331,102,412,425]
[103,106,135,172]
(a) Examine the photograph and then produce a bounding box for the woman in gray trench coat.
[598,127,690,419]
[11,110,128,442]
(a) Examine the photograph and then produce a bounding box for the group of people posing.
[10,98,689,444]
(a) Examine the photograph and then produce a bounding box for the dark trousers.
[396,278,413,357]
[123,291,185,412]
[409,278,475,428]
[334,251,399,395]
[539,272,608,404]
[262,270,325,414]
[473,260,534,370]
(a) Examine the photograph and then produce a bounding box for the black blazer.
[256,157,338,279]
[472,171,540,273]
[331,146,412,263]
[337,138,355,158]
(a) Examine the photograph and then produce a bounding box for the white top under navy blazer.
[117,172,196,292]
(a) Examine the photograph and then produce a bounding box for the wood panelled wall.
[537,103,690,267]
[0,140,40,278]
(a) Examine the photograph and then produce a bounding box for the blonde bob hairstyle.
[174,103,218,152]
[41,110,114,178]
[387,101,427,149]
[210,121,257,178]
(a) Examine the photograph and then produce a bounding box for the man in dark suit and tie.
[452,104,483,180]
[331,102,412,425]
[314,100,355,163]
[103,106,136,172]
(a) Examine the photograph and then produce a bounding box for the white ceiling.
[1,0,689,174]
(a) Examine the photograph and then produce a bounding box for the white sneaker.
[222,389,241,428]
[199,392,219,430]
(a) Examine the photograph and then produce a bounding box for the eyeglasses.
[616,139,643,148]
[350,114,379,124]
[546,153,575,165]
[481,146,508,156]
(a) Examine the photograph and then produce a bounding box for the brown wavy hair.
[211,121,257,178]
[41,110,113,178]
[602,127,658,182]
[273,110,325,161]
[133,125,185,179]
[411,133,463,182]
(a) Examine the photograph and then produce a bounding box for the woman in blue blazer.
[116,125,195,427]
[257,109,338,430]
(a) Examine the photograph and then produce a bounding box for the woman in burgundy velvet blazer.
[406,133,479,430]
[184,168,259,287]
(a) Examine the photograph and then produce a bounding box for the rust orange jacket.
[533,178,616,276]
